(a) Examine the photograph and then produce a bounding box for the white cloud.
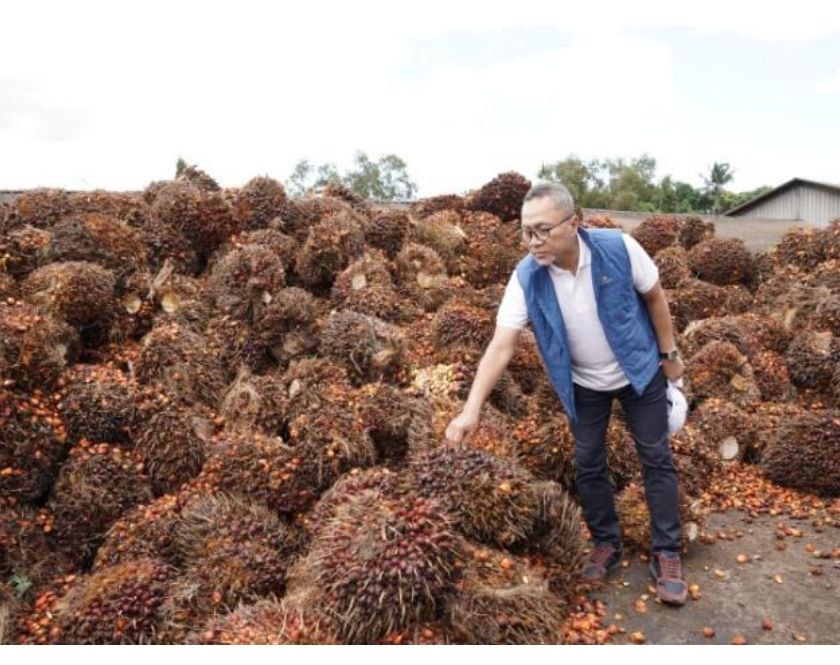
[817,67,840,93]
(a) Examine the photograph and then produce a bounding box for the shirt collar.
[547,233,590,276]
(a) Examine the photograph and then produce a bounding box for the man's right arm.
[443,325,521,446]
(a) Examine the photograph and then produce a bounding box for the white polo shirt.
[496,233,659,391]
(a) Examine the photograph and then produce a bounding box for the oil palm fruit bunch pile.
[2,169,840,644]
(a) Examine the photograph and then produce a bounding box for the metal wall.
[732,184,840,228]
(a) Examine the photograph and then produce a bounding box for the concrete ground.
[590,511,840,645]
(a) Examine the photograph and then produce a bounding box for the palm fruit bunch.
[809,291,840,335]
[112,265,209,341]
[457,211,521,289]
[1,498,58,601]
[689,398,756,462]
[677,216,715,250]
[188,596,337,645]
[665,278,723,332]
[288,491,460,644]
[135,322,227,407]
[53,363,136,445]
[354,383,434,466]
[748,251,778,291]
[685,341,761,408]
[231,176,289,231]
[320,309,405,384]
[431,299,494,349]
[615,481,708,552]
[131,389,216,496]
[513,407,576,484]
[47,441,152,570]
[218,367,286,436]
[680,313,787,360]
[92,492,183,570]
[582,213,622,229]
[654,246,691,289]
[749,402,809,462]
[176,164,220,193]
[207,243,285,323]
[330,250,401,320]
[277,357,355,423]
[0,389,68,501]
[163,492,301,633]
[750,349,793,401]
[0,273,16,300]
[149,181,239,261]
[43,213,148,287]
[3,188,71,229]
[720,284,754,314]
[819,217,840,259]
[305,467,402,539]
[631,214,679,255]
[282,195,360,243]
[761,410,840,496]
[193,431,318,517]
[253,287,319,367]
[0,225,53,279]
[296,210,366,292]
[409,193,465,220]
[321,183,373,219]
[286,407,376,491]
[687,237,755,286]
[21,261,116,342]
[784,330,839,397]
[140,216,200,275]
[407,447,541,548]
[464,171,531,223]
[0,300,79,391]
[363,209,409,259]
[668,423,725,498]
[65,190,150,227]
[44,558,173,644]
[525,481,585,592]
[204,315,271,378]
[775,225,825,270]
[411,210,467,272]
[210,228,299,274]
[448,544,564,644]
[391,242,449,314]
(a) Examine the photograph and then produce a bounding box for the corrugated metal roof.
[724,178,840,216]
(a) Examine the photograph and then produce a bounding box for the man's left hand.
[661,357,685,381]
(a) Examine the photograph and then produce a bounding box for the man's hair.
[522,181,575,216]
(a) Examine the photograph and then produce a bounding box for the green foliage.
[538,155,765,215]
[286,152,417,201]
[175,158,188,178]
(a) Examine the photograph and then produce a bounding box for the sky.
[2,0,840,197]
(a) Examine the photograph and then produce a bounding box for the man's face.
[520,197,579,266]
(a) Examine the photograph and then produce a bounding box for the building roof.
[724,178,840,216]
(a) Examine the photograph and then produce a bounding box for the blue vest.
[515,227,660,422]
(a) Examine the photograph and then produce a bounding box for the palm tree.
[701,162,735,213]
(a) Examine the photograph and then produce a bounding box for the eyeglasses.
[520,211,576,244]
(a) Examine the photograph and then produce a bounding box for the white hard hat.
[666,378,688,435]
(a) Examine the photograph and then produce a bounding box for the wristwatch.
[659,349,680,361]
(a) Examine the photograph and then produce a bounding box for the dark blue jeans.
[569,368,681,553]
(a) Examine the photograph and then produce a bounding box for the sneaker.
[649,551,688,605]
[582,543,623,583]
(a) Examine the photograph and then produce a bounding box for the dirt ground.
[589,511,840,645]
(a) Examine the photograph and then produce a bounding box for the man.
[444,182,688,605]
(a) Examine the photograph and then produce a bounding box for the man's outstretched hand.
[444,411,480,447]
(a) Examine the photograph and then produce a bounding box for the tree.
[702,162,735,213]
[285,152,417,200]
[175,157,188,178]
